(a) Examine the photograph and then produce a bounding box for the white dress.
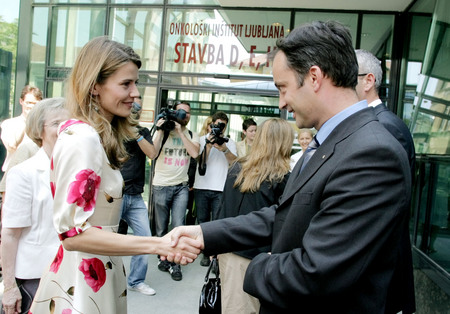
[30,120,127,314]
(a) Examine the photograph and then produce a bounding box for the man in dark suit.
[355,49,416,174]
[355,48,416,314]
[167,21,415,314]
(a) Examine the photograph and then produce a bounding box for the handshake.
[160,226,205,265]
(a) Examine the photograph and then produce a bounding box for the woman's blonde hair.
[200,116,212,136]
[65,36,141,169]
[233,118,293,193]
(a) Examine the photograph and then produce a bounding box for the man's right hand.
[163,226,205,264]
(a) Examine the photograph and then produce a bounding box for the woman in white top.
[1,98,70,314]
[290,128,315,171]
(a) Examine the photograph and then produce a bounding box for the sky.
[0,0,20,23]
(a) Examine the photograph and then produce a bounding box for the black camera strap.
[154,130,170,161]
[198,142,208,176]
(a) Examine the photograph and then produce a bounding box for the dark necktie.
[300,136,320,173]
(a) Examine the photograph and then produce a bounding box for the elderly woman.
[1,97,70,314]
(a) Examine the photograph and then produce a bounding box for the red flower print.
[67,169,101,212]
[50,182,56,198]
[59,119,85,133]
[58,227,83,241]
[50,245,64,273]
[78,258,107,293]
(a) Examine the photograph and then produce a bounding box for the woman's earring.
[90,102,99,112]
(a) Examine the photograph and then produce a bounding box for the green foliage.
[0,16,18,106]
[240,115,254,121]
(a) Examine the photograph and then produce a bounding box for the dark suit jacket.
[202,107,415,314]
[216,162,289,259]
[374,103,415,177]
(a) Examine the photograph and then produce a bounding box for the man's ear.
[309,65,323,92]
[364,73,376,92]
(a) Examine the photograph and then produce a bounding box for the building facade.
[5,0,450,311]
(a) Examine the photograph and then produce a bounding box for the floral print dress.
[30,120,127,314]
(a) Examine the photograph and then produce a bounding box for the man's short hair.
[242,118,257,131]
[211,111,229,123]
[275,20,358,89]
[20,85,43,101]
[175,100,190,110]
[355,49,383,92]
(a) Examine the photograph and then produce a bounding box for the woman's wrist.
[223,147,230,154]
[136,135,144,143]
[3,284,18,293]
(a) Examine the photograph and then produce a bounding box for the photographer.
[194,111,237,267]
[151,101,200,281]
[119,96,158,296]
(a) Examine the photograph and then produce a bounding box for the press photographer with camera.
[194,111,237,267]
[151,100,200,281]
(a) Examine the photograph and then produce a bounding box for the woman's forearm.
[62,227,201,262]
[1,228,22,288]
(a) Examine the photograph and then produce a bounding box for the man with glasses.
[1,85,42,172]
[355,49,415,174]
[151,100,199,281]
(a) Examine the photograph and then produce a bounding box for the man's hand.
[214,142,228,152]
[160,229,202,265]
[155,118,166,129]
[161,226,205,264]
[174,121,182,134]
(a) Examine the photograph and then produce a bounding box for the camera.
[207,122,229,145]
[155,107,187,131]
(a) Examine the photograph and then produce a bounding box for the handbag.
[199,256,221,314]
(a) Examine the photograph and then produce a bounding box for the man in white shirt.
[194,111,237,266]
[1,85,43,172]
[151,101,200,281]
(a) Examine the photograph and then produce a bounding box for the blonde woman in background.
[216,118,293,314]
[199,116,212,136]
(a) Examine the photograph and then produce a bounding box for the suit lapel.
[280,143,333,204]
[278,107,378,207]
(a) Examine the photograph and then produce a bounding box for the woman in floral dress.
[30,37,201,314]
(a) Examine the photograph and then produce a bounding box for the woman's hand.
[2,284,21,314]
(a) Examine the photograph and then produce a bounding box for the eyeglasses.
[44,121,62,128]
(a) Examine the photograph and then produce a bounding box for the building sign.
[164,9,291,76]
